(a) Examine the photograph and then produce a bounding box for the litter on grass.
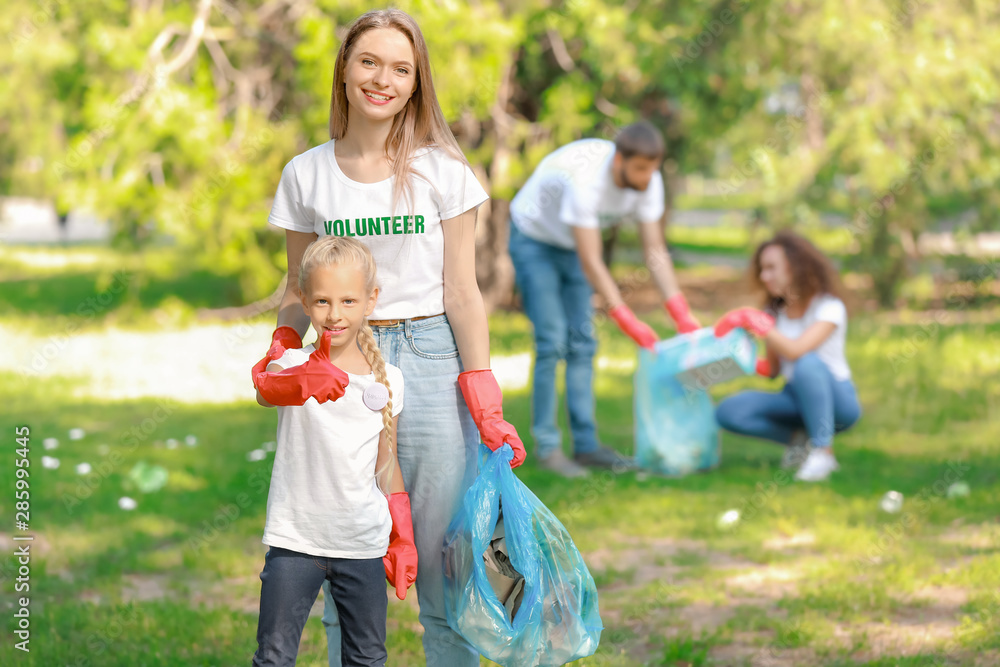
[42,456,60,469]
[69,428,85,440]
[947,482,970,498]
[717,509,740,529]
[43,438,59,450]
[880,491,904,514]
[127,461,169,493]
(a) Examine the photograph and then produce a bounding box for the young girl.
[252,236,417,667]
[713,230,862,482]
[257,9,524,666]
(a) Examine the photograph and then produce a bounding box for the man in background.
[508,121,700,478]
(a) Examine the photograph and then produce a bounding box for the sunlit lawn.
[2,247,999,665]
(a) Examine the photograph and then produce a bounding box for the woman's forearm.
[276,278,311,336]
[763,330,803,360]
[764,320,837,361]
[445,287,491,371]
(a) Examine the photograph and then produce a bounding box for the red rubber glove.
[457,370,526,468]
[714,307,775,338]
[253,330,350,406]
[384,492,418,600]
[608,304,658,350]
[251,326,304,385]
[664,294,701,334]
[755,358,772,377]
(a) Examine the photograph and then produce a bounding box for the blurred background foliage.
[2,0,999,306]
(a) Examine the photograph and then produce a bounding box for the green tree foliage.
[4,0,998,306]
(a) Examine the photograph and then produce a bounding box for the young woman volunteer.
[258,9,524,666]
[713,230,862,482]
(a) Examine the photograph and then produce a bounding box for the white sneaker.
[781,430,810,469]
[794,448,839,482]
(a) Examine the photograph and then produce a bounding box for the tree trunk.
[473,61,518,314]
[475,194,516,313]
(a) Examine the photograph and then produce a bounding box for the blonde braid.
[359,321,395,494]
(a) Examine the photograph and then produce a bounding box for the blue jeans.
[715,353,861,448]
[508,224,599,458]
[322,314,480,667]
[254,547,386,667]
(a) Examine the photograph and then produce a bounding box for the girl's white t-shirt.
[509,138,665,250]
[262,346,404,559]
[267,140,489,320]
[775,294,851,382]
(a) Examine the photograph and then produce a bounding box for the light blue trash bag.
[443,444,603,667]
[634,327,755,476]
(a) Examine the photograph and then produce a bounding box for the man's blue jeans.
[509,224,599,458]
[321,315,480,667]
[715,353,861,448]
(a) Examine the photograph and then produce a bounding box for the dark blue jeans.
[253,547,387,667]
[715,353,862,448]
[508,223,600,458]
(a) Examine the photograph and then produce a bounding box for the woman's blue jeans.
[715,352,861,448]
[321,315,480,667]
[508,224,600,458]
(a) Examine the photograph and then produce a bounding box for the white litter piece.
[947,482,970,498]
[69,428,85,440]
[43,438,59,450]
[165,438,179,449]
[42,456,60,469]
[247,449,266,462]
[717,509,740,529]
[118,496,138,511]
[185,434,198,447]
[75,462,92,475]
[879,491,904,514]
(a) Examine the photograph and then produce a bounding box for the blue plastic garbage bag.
[634,327,755,476]
[443,445,603,667]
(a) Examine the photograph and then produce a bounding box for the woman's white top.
[268,140,489,320]
[774,294,851,382]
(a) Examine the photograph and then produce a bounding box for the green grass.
[3,316,998,665]
[3,244,999,665]
[0,244,250,334]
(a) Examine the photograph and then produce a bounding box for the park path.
[0,322,534,403]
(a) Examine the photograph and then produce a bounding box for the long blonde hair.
[298,236,396,492]
[329,9,467,206]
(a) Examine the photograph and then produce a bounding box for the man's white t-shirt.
[262,347,404,559]
[775,294,851,382]
[509,138,665,250]
[267,140,489,320]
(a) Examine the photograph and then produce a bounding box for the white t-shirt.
[267,140,489,320]
[262,346,404,559]
[509,138,665,250]
[775,294,851,382]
